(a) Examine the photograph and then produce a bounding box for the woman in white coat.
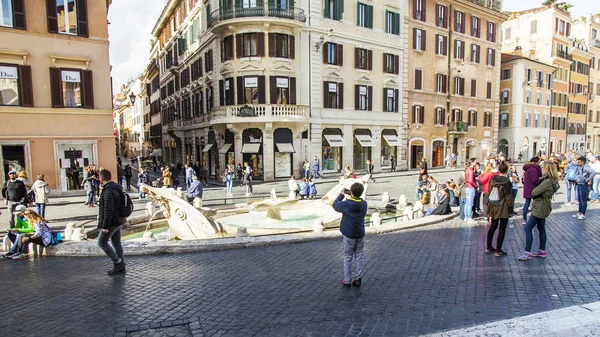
[32,174,50,218]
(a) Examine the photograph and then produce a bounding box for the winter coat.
[333,194,367,239]
[531,176,560,219]
[97,181,126,229]
[479,171,499,194]
[465,167,477,189]
[162,169,172,186]
[430,194,451,215]
[575,164,596,185]
[522,163,542,198]
[32,180,50,204]
[487,175,514,219]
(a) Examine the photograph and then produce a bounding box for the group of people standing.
[221,162,254,197]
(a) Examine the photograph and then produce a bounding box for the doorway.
[431,141,444,167]
[2,145,25,181]
[410,141,424,169]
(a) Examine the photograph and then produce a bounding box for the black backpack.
[119,190,134,218]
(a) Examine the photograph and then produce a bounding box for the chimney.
[514,46,523,56]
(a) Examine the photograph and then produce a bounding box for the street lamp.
[129,92,136,104]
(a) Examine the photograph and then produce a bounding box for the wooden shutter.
[366,5,373,29]
[454,10,458,31]
[46,0,58,33]
[460,41,465,59]
[367,86,372,111]
[354,85,360,109]
[323,43,328,63]
[471,79,476,97]
[460,78,465,96]
[289,77,296,104]
[421,0,426,21]
[49,68,62,108]
[382,53,387,72]
[338,82,344,109]
[382,88,387,111]
[219,80,224,105]
[476,45,480,63]
[82,70,94,109]
[270,76,277,104]
[323,0,330,18]
[394,89,399,112]
[290,35,295,59]
[566,22,570,37]
[435,5,440,26]
[555,17,559,32]
[415,69,422,90]
[237,77,244,104]
[236,34,243,58]
[394,55,399,74]
[257,33,265,56]
[354,48,359,68]
[76,0,89,37]
[367,50,372,70]
[491,49,496,66]
[12,0,26,29]
[422,30,426,51]
[258,76,266,103]
[323,81,329,108]
[227,78,234,105]
[412,106,416,123]
[337,44,343,66]
[413,28,417,49]
[335,0,344,20]
[413,0,417,19]
[443,35,447,55]
[487,82,492,99]
[443,6,448,28]
[442,74,447,93]
[17,65,33,107]
[268,33,276,57]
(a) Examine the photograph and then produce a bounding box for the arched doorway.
[274,128,294,178]
[481,140,491,159]
[409,138,425,169]
[322,128,344,173]
[431,140,445,167]
[499,139,509,158]
[465,139,477,161]
[353,129,374,170]
[220,129,235,166]
[242,128,263,180]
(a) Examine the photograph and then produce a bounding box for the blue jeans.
[226,179,233,195]
[87,191,96,205]
[459,197,466,220]
[522,198,532,221]
[524,216,546,252]
[593,177,600,201]
[97,225,124,264]
[512,189,518,205]
[36,203,46,218]
[578,183,589,215]
[566,181,578,203]
[313,169,322,178]
[343,235,364,283]
[304,169,310,179]
[186,177,193,190]
[464,188,475,220]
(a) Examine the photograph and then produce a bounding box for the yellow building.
[567,42,592,152]
[406,0,507,168]
[0,0,115,194]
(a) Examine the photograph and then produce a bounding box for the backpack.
[566,165,577,183]
[119,190,134,218]
[488,185,501,206]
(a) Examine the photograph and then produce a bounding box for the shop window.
[49,68,93,109]
[0,65,33,106]
[270,76,296,105]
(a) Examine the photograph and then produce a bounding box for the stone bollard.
[398,195,408,207]
[382,192,390,204]
[193,197,203,209]
[288,191,297,200]
[71,228,85,241]
[312,220,324,233]
[371,212,382,226]
[403,206,413,220]
[142,231,157,242]
[413,201,424,218]
[2,236,11,251]
[64,223,76,240]
[236,227,249,238]
[176,187,184,199]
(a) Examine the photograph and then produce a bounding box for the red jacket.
[479,171,500,194]
[465,167,477,189]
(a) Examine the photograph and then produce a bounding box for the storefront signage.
[276,78,289,88]
[359,86,367,95]
[355,134,376,147]
[244,77,258,88]
[387,89,394,97]
[61,70,81,83]
[0,66,18,79]
[328,83,337,92]
[324,134,345,147]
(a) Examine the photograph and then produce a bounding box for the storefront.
[242,128,263,179]
[409,139,424,169]
[322,128,344,173]
[274,128,294,178]
[431,140,444,167]
[55,141,97,192]
[381,129,400,168]
[353,129,375,170]
[202,131,217,177]
[0,142,30,181]
[220,130,235,167]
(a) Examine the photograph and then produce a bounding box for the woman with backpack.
[518,162,560,261]
[486,162,514,257]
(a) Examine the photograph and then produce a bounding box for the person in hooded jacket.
[485,162,514,257]
[522,157,542,225]
[32,174,50,218]
[574,156,596,220]
[564,154,579,204]
[518,162,560,261]
[97,169,126,275]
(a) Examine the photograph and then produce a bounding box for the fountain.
[248,189,299,220]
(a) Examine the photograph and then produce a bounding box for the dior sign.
[0,66,18,79]
[61,70,81,83]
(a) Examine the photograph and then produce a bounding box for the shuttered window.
[236,76,266,104]
[46,0,88,37]
[323,42,343,66]
[385,11,400,35]
[383,53,399,74]
[470,79,477,97]
[414,69,422,90]
[0,64,33,107]
[221,35,234,61]
[49,68,93,109]
[354,48,372,70]
[323,81,343,109]
[354,85,372,111]
[268,33,295,58]
[237,33,265,58]
[413,0,425,21]
[436,34,447,55]
[413,28,426,51]
[356,3,373,29]
[383,88,398,112]
[269,76,296,105]
[323,0,344,20]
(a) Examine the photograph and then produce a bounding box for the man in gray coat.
[575,156,596,220]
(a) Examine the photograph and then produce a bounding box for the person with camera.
[2,170,28,228]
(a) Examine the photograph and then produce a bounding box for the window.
[537,71,544,87]
[536,92,542,105]
[412,105,424,124]
[486,82,492,99]
[526,68,532,82]
[219,78,234,106]
[385,10,400,35]
[454,40,464,59]
[526,90,531,104]
[436,34,447,55]
[270,77,296,105]
[436,73,447,93]
[467,110,477,126]
[484,112,492,127]
[470,79,476,97]
[486,48,495,66]
[546,93,551,106]
[470,44,480,63]
[383,54,399,74]
[0,0,25,29]
[383,88,398,112]
[51,0,88,37]
[324,0,344,21]
[205,50,213,72]
[531,20,537,34]
[501,69,511,80]
[501,90,509,104]
[525,113,531,127]
[451,109,462,122]
[534,113,540,127]
[357,3,373,28]
[414,0,425,21]
[323,81,343,109]
[454,77,464,96]
[414,28,426,51]
[324,42,343,66]
[454,11,464,33]
[547,73,553,89]
[49,68,93,109]
[0,64,32,106]
[414,69,422,90]
[434,107,445,125]
[269,33,295,58]
[238,33,264,57]
[544,114,549,128]
[238,76,265,104]
[500,112,508,127]
[436,5,447,28]
[355,85,371,110]
[206,86,213,111]
[355,48,372,70]
[504,28,511,40]
[471,16,480,37]
[221,35,234,61]
[487,21,495,42]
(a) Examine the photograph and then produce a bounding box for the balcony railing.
[470,0,502,12]
[209,5,306,27]
[554,49,573,60]
[448,121,468,133]
[211,104,308,121]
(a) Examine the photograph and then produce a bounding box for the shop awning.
[241,143,261,153]
[355,134,376,147]
[202,144,214,152]
[219,143,232,153]
[382,134,401,146]
[324,134,345,147]
[276,143,295,153]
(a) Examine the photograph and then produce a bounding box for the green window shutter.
[335,0,343,20]
[393,13,400,35]
[324,0,330,18]
[385,11,389,32]
[356,2,360,26]
[366,5,373,29]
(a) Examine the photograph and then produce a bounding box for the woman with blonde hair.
[32,174,50,218]
[12,209,53,260]
[518,162,560,261]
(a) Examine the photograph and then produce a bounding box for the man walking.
[390,155,397,172]
[185,163,195,190]
[312,156,323,179]
[574,156,596,220]
[244,162,253,196]
[97,169,126,275]
[464,158,478,224]
[116,164,125,187]
[2,170,28,228]
[415,157,428,201]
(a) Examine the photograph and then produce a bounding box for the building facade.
[567,41,591,152]
[0,0,115,194]
[406,0,506,168]
[144,0,408,181]
[113,79,144,158]
[498,53,554,161]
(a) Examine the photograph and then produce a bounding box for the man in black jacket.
[97,169,126,275]
[2,170,28,228]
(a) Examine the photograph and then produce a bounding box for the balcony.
[211,104,308,124]
[209,5,306,28]
[470,0,502,12]
[554,49,573,60]
[448,121,468,134]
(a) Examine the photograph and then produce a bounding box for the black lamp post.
[129,92,136,104]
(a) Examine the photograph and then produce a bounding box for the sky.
[107,0,600,95]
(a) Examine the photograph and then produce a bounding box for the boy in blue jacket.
[333,182,368,287]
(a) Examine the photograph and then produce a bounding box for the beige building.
[145,0,408,180]
[0,0,115,194]
[567,42,591,152]
[406,0,506,168]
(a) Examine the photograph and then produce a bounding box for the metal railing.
[209,5,306,27]
[554,49,573,60]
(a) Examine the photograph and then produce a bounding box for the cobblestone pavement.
[2,195,600,337]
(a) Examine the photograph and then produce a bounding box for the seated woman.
[3,205,34,259]
[425,185,452,216]
[288,175,298,197]
[298,178,310,199]
[308,179,317,199]
[446,179,459,207]
[11,209,53,260]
